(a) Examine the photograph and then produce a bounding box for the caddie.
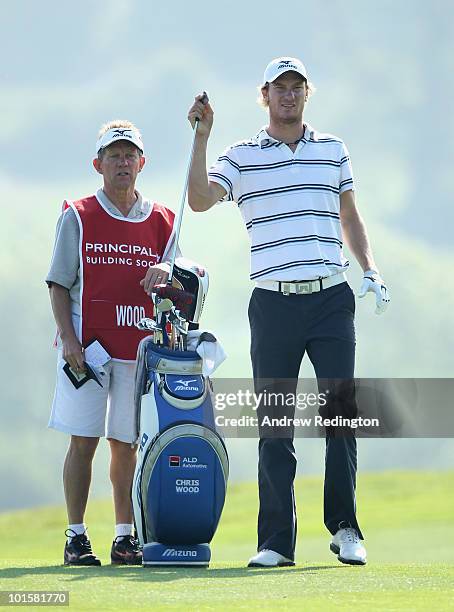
[46,121,175,566]
[187,57,390,568]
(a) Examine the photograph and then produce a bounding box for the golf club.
[155,297,174,313]
[167,91,209,283]
[137,318,160,332]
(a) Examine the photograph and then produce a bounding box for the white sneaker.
[248,549,295,567]
[330,527,367,565]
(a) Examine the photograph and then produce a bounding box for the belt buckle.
[281,281,313,295]
[295,282,312,295]
[281,283,291,296]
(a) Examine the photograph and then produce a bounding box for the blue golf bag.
[132,338,229,566]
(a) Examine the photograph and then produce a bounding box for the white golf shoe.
[248,549,295,567]
[330,527,367,565]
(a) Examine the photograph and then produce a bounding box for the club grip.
[195,91,209,124]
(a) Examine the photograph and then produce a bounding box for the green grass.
[0,471,453,611]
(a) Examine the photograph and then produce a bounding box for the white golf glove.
[358,270,390,315]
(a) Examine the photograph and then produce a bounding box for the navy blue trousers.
[248,282,363,560]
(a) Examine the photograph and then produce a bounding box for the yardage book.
[62,361,103,389]
[62,339,111,389]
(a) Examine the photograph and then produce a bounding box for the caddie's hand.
[140,263,170,295]
[61,335,85,373]
[188,92,213,137]
[358,270,390,315]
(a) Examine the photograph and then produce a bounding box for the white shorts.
[49,352,137,443]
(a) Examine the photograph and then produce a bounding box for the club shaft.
[167,120,200,282]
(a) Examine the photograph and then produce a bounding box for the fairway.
[1,471,453,611]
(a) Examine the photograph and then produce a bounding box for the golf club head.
[137,318,159,332]
[156,298,174,313]
[172,321,188,336]
[168,307,186,325]
[154,284,195,313]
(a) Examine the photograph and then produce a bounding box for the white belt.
[255,272,347,295]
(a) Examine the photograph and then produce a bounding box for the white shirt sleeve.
[339,141,355,194]
[45,207,80,289]
[208,145,241,203]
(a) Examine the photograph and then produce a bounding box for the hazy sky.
[1,1,453,510]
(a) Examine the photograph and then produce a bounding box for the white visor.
[96,127,144,155]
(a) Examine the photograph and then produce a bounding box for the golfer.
[46,121,174,566]
[187,57,389,567]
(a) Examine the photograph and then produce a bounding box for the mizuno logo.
[278,61,297,70]
[162,548,197,557]
[175,379,197,387]
[112,129,132,137]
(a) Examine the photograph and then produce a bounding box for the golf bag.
[132,259,228,566]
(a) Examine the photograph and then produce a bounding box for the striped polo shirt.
[208,124,355,281]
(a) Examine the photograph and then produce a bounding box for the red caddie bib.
[68,194,174,361]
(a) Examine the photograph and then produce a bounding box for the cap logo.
[111,129,133,139]
[278,61,298,70]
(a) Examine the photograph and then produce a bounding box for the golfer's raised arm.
[188,95,226,211]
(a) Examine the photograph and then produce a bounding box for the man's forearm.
[188,134,212,211]
[341,213,378,273]
[49,283,78,341]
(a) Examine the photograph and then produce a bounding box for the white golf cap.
[263,57,308,84]
[96,127,144,155]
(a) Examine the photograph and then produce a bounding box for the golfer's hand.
[188,93,213,137]
[140,263,170,295]
[358,270,390,315]
[61,335,85,372]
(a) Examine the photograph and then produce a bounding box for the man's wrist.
[363,268,379,277]
[59,328,79,343]
[195,131,210,144]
